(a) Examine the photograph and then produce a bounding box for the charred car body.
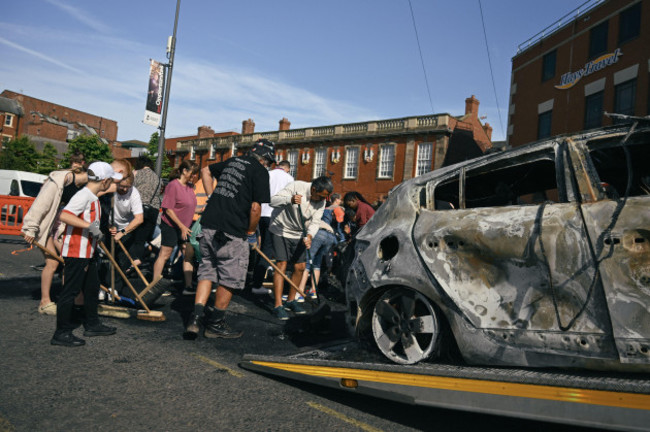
[342,124,650,371]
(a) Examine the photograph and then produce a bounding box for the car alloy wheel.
[371,287,440,364]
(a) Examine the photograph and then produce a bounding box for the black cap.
[251,138,276,164]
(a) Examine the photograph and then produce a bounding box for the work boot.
[51,331,85,347]
[203,307,242,338]
[83,322,117,337]
[204,319,243,339]
[183,313,201,340]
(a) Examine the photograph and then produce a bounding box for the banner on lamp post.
[143,59,165,127]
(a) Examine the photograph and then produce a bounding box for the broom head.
[137,309,166,322]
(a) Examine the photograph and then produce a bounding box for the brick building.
[0,90,119,154]
[174,95,492,203]
[164,125,239,167]
[0,96,24,144]
[508,0,648,147]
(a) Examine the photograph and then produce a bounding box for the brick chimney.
[482,122,493,141]
[465,95,480,118]
[242,118,255,135]
[197,125,214,138]
[279,117,291,131]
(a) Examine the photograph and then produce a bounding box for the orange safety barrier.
[0,195,35,236]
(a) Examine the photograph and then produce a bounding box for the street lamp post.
[156,0,181,176]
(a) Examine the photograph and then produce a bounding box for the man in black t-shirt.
[184,139,273,340]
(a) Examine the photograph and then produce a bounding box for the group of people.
[21,139,377,346]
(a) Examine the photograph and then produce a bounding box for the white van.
[0,169,47,197]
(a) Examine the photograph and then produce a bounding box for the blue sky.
[1,0,590,143]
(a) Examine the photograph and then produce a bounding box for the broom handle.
[116,238,149,286]
[110,195,116,302]
[98,241,152,313]
[298,206,320,295]
[31,241,64,264]
[252,243,309,300]
[100,284,122,301]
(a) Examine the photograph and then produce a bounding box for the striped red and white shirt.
[60,187,101,258]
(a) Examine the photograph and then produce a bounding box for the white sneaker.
[251,286,271,295]
[295,294,305,303]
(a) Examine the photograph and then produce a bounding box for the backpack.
[189,216,202,261]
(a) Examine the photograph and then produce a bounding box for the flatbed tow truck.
[241,340,650,431]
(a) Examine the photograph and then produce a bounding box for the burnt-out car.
[343,124,650,371]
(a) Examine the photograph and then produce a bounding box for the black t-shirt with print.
[201,155,270,238]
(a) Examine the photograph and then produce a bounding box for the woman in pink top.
[152,161,198,282]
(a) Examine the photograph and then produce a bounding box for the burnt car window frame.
[428,149,563,211]
[585,129,650,199]
[462,158,559,208]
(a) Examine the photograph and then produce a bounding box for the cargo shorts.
[197,228,249,290]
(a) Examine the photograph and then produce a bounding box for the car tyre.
[371,287,440,365]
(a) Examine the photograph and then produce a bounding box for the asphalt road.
[0,235,592,431]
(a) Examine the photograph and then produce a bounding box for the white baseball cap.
[87,161,123,181]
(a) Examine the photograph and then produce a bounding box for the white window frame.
[287,150,298,178]
[313,148,326,179]
[416,142,433,176]
[344,146,359,179]
[4,114,13,127]
[378,144,395,179]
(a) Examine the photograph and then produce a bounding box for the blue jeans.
[307,230,337,271]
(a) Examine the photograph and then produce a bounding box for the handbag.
[142,204,160,222]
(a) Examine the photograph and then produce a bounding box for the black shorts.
[270,232,306,264]
[160,222,186,248]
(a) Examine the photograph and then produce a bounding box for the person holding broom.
[267,176,333,320]
[21,157,89,315]
[108,170,144,297]
[183,138,272,340]
[52,162,123,347]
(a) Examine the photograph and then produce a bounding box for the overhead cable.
[408,0,435,114]
[478,0,505,137]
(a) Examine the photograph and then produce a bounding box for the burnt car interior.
[588,131,650,199]
[429,157,561,210]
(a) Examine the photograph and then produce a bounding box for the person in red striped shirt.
[52,162,123,347]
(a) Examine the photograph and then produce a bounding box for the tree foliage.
[0,134,114,175]
[62,135,112,168]
[147,132,172,178]
[36,143,60,174]
[0,136,40,171]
